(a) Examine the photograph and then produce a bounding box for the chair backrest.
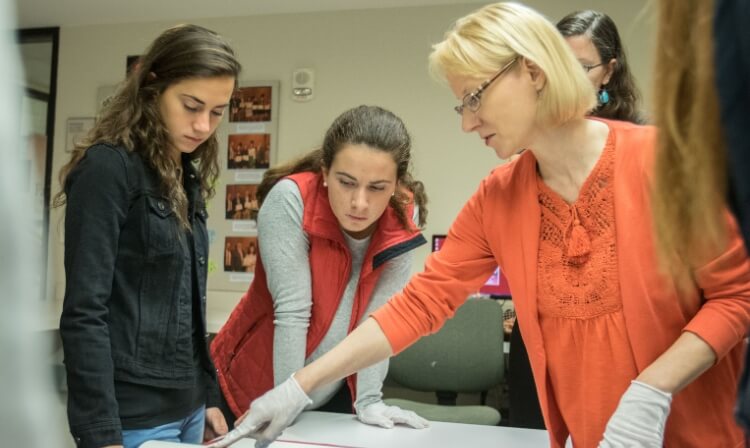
[388,297,505,394]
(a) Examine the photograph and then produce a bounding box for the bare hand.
[204,407,229,442]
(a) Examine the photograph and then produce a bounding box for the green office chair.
[384,297,505,426]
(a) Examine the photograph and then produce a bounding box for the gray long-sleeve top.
[258,179,413,410]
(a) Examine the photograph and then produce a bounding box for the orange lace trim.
[536,135,622,319]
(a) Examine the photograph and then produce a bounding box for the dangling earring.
[323,181,327,187]
[598,86,610,105]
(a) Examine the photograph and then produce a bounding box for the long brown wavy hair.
[557,10,644,123]
[257,105,428,229]
[53,24,241,228]
[652,0,727,289]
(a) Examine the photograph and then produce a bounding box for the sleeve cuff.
[684,309,748,359]
[72,423,121,448]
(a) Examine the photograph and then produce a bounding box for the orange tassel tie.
[566,207,590,265]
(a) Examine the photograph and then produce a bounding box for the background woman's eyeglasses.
[454,57,519,116]
[581,62,605,73]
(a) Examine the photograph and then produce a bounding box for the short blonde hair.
[429,2,596,126]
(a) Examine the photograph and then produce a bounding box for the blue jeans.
[122,406,205,448]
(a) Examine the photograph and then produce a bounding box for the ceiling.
[15,0,483,28]
[14,0,483,94]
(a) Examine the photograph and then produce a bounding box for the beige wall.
[45,1,653,320]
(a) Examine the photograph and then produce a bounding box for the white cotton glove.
[599,380,672,448]
[206,374,313,448]
[356,401,430,429]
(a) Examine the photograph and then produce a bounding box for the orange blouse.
[373,119,750,447]
[537,136,638,446]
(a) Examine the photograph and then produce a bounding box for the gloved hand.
[206,374,312,448]
[356,401,430,429]
[599,380,672,447]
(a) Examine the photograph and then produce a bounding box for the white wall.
[46,1,653,319]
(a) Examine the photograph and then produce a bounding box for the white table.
[142,411,549,448]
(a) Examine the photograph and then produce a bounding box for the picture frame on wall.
[225,183,259,222]
[208,80,279,292]
[229,85,272,123]
[126,55,140,75]
[223,236,258,274]
[65,117,95,153]
[227,133,271,170]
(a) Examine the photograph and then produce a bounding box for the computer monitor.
[432,234,511,297]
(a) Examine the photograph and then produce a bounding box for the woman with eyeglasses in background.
[507,9,648,431]
[210,3,750,447]
[557,9,644,123]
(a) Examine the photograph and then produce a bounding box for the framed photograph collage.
[207,81,279,291]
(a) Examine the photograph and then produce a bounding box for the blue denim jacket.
[60,144,217,448]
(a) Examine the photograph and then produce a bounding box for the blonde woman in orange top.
[210,3,750,448]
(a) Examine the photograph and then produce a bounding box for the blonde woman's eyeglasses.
[454,57,519,116]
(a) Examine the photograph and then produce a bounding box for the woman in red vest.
[210,105,430,431]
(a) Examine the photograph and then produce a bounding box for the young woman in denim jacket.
[54,24,240,448]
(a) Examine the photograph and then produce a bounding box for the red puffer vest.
[211,171,426,417]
